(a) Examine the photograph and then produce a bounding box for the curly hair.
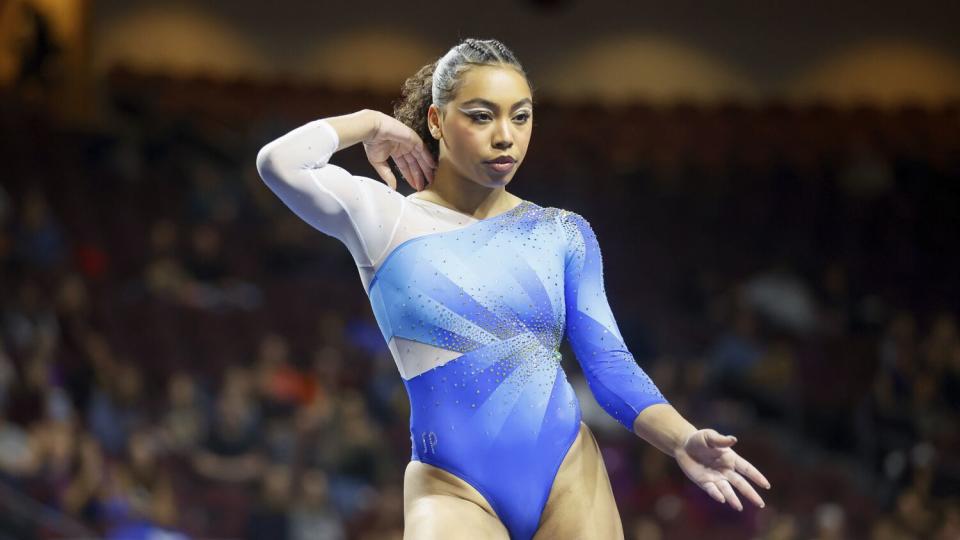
[392,38,533,167]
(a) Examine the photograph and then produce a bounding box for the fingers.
[725,469,765,509]
[716,478,743,512]
[708,431,772,492]
[413,145,437,185]
[368,117,437,189]
[398,153,426,191]
[371,161,398,191]
[392,155,419,191]
[707,430,737,449]
[400,141,436,188]
[369,141,434,191]
[735,456,772,491]
[702,481,726,505]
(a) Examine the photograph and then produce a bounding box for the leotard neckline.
[406,194,528,222]
[367,199,532,295]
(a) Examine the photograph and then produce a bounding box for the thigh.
[403,460,510,540]
[533,422,625,540]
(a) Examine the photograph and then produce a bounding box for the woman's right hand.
[362,111,436,191]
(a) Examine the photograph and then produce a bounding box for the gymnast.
[256,37,771,540]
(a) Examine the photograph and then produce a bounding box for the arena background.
[1,0,958,538]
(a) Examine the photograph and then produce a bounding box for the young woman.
[256,37,771,540]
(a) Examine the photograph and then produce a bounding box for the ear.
[427,104,442,140]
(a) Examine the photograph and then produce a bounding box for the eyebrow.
[460,98,533,110]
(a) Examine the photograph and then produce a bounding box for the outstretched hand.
[674,428,771,512]
[362,111,436,191]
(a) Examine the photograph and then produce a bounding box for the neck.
[416,160,518,218]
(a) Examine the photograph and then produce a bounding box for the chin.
[479,168,519,186]
[485,175,513,187]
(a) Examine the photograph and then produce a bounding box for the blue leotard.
[257,118,669,539]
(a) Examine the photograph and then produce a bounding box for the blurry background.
[1,0,958,538]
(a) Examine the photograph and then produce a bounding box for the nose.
[492,118,513,150]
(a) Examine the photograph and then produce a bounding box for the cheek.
[447,126,485,159]
[519,129,533,150]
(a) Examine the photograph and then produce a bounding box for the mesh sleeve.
[255,118,404,267]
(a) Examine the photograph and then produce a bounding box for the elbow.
[255,144,277,185]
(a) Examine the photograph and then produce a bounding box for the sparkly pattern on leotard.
[257,118,669,540]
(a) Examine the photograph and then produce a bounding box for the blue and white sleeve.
[561,210,669,433]
[255,118,404,268]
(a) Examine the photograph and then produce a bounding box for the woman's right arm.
[255,110,401,267]
[324,109,382,152]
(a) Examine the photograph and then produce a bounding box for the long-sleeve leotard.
[256,117,668,539]
[561,211,669,431]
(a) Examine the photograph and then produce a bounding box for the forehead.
[456,65,531,106]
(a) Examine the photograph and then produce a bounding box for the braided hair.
[393,38,533,166]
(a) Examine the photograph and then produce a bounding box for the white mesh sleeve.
[255,118,406,268]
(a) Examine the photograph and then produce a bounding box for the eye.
[467,111,532,123]
[468,112,492,123]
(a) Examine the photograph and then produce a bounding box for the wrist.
[359,109,383,143]
[673,428,698,457]
[324,109,382,152]
[631,404,699,458]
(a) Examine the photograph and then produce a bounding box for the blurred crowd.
[0,71,958,539]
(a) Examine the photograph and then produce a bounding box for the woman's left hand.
[674,428,771,512]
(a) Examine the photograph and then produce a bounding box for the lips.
[485,156,516,164]
[485,160,516,174]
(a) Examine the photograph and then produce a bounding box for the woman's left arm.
[631,402,697,456]
[560,210,671,432]
[561,210,771,511]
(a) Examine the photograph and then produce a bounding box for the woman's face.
[429,65,533,188]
